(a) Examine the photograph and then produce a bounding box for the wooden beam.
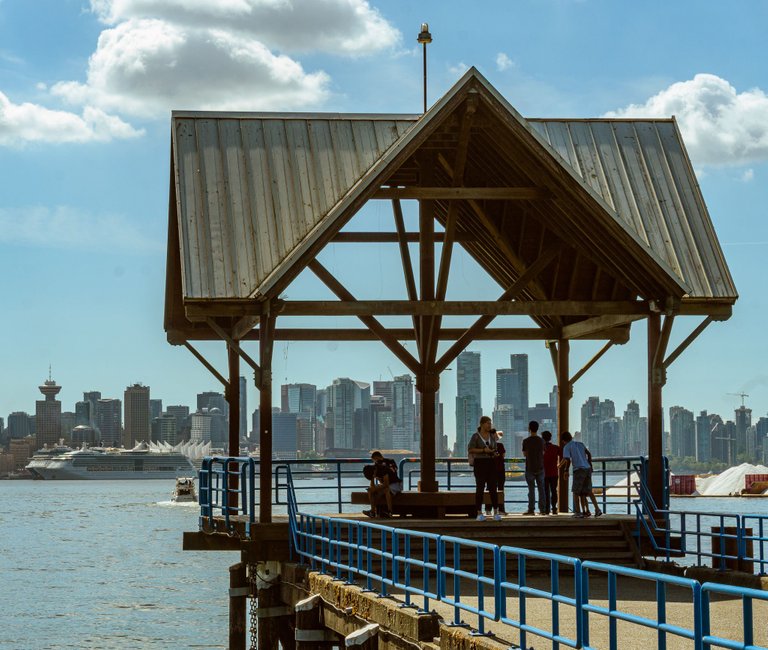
[373,187,551,200]
[183,341,229,389]
[183,298,653,318]
[561,314,644,339]
[569,341,615,387]
[557,339,570,513]
[392,198,420,357]
[308,260,421,374]
[259,309,276,524]
[331,231,473,243]
[206,317,262,383]
[663,316,715,369]
[262,327,629,341]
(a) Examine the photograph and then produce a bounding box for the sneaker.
[493,512,502,521]
[523,510,535,516]
[571,513,584,518]
[362,509,375,518]
[583,511,592,518]
[539,511,548,516]
[499,509,508,515]
[594,509,603,517]
[476,513,486,522]
[381,511,393,518]
[551,509,558,515]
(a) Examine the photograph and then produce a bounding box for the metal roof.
[172,114,416,300]
[529,118,737,300]
[167,68,736,337]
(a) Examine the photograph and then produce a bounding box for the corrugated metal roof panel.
[529,119,737,299]
[172,115,416,300]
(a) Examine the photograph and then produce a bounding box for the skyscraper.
[35,375,62,448]
[83,391,101,429]
[124,384,150,447]
[239,376,248,438]
[150,399,163,421]
[495,354,529,432]
[734,405,752,458]
[96,399,122,446]
[392,375,415,450]
[696,410,711,462]
[197,391,229,419]
[669,406,695,458]
[326,378,370,450]
[455,351,481,455]
[623,401,642,456]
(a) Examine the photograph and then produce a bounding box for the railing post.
[336,462,343,514]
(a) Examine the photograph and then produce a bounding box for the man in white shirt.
[559,431,592,518]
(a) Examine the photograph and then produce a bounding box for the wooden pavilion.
[164,68,737,519]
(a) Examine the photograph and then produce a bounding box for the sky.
[2,0,768,446]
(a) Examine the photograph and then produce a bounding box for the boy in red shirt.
[542,430,560,515]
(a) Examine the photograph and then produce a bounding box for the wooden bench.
[350,490,505,518]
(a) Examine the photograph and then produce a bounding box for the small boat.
[171,477,197,503]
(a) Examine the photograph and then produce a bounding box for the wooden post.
[260,312,275,524]
[229,562,247,650]
[556,339,570,513]
[256,581,281,650]
[417,371,439,492]
[295,594,332,650]
[647,312,664,508]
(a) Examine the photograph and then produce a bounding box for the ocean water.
[0,480,232,650]
[2,478,767,649]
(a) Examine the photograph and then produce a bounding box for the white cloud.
[741,168,754,182]
[0,91,143,146]
[496,52,514,71]
[448,62,469,77]
[48,0,400,119]
[90,0,400,56]
[605,74,768,167]
[0,205,162,253]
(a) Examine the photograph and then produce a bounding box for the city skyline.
[2,2,768,441]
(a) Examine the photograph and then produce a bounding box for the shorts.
[390,481,403,496]
[571,468,592,496]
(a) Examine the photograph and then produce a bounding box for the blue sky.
[2,0,768,444]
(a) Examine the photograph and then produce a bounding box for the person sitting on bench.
[363,451,402,518]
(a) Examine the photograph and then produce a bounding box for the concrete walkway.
[394,573,768,649]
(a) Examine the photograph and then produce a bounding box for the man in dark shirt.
[363,451,402,517]
[522,420,546,515]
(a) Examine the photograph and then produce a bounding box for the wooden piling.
[229,562,247,650]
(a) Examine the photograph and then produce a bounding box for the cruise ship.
[26,441,196,480]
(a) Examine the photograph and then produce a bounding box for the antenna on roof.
[417,23,432,114]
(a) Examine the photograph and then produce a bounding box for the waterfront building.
[326,378,370,450]
[623,401,642,456]
[370,394,393,450]
[392,375,415,451]
[83,391,101,429]
[670,406,696,459]
[71,425,97,446]
[60,411,77,441]
[197,391,229,419]
[495,354,529,432]
[35,376,62,449]
[580,396,601,453]
[96,399,122,446]
[239,376,248,438]
[734,405,752,457]
[695,410,712,462]
[190,410,212,444]
[7,411,33,439]
[166,405,191,442]
[9,437,34,469]
[150,399,163,421]
[156,413,178,445]
[124,383,151,448]
[74,401,91,427]
[455,351,481,455]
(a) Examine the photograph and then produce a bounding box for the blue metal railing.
[701,582,768,650]
[633,459,768,575]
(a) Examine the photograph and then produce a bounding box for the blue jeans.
[525,469,545,513]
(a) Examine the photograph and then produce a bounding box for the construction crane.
[727,392,749,407]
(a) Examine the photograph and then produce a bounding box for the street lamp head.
[417,23,432,44]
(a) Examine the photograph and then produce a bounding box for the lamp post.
[417,23,432,114]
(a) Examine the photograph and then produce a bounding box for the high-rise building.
[83,391,101,429]
[669,406,695,458]
[155,413,178,445]
[239,376,248,438]
[495,354,529,432]
[190,411,212,443]
[96,399,122,445]
[197,391,229,419]
[35,376,62,449]
[370,394,393,450]
[372,381,394,404]
[623,401,642,456]
[325,378,370,450]
[580,396,601,453]
[60,411,76,441]
[75,401,91,427]
[756,416,768,462]
[281,383,317,452]
[150,399,163,421]
[124,384,151,448]
[734,405,752,458]
[455,351,481,455]
[392,375,415,450]
[7,412,33,439]
[696,410,712,462]
[166,405,190,442]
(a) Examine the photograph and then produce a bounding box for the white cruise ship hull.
[27,453,196,480]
